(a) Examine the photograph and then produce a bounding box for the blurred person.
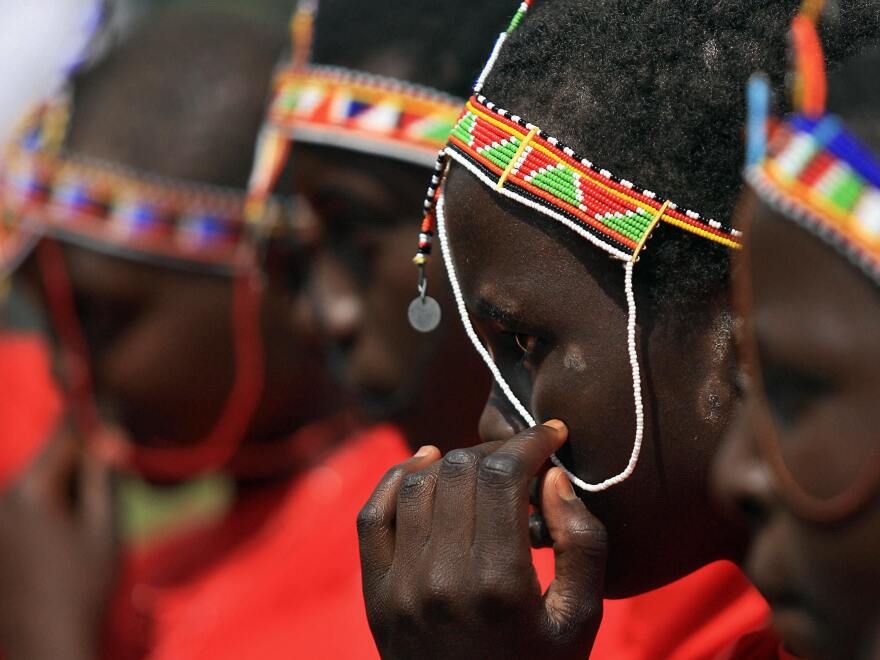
[714,23,880,660]
[355,0,880,658]
[0,7,386,659]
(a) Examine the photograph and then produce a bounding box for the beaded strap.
[267,65,464,168]
[748,114,880,286]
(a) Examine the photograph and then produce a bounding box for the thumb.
[77,443,118,552]
[540,468,607,644]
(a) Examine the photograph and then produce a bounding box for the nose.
[711,401,775,528]
[478,383,527,443]
[309,251,364,348]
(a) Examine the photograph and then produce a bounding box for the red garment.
[109,421,780,660]
[106,423,411,660]
[534,551,777,659]
[0,332,61,493]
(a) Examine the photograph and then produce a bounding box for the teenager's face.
[291,145,488,451]
[444,167,746,597]
[40,245,334,451]
[714,195,880,660]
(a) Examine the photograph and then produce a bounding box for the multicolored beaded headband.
[1,94,290,275]
[258,0,463,170]
[267,65,464,169]
[742,1,880,521]
[411,0,743,493]
[745,3,880,289]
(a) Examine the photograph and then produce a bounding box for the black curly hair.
[311,0,517,96]
[483,0,880,320]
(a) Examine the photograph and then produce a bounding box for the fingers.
[428,441,502,557]
[392,461,440,561]
[357,446,441,587]
[541,468,607,639]
[16,424,78,511]
[473,421,569,564]
[77,445,117,549]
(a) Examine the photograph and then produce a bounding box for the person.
[356,0,880,658]
[279,0,495,454]
[0,8,391,659]
[713,29,880,660]
[277,0,772,656]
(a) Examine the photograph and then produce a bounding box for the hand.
[357,421,608,660]
[0,424,119,660]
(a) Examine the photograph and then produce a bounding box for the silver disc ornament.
[408,295,441,333]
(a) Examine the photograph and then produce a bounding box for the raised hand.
[0,424,119,660]
[358,421,608,660]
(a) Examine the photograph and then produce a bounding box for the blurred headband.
[746,1,880,288]
[1,93,289,275]
[255,0,464,172]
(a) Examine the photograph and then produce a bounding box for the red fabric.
[0,332,62,493]
[534,552,778,660]
[106,423,411,660]
[108,421,781,660]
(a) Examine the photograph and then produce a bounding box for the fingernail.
[543,419,566,432]
[556,472,578,501]
[414,445,434,458]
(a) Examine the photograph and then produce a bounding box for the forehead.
[443,165,624,315]
[747,198,880,360]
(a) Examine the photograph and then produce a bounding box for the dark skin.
[0,422,116,660]
[1,242,343,658]
[357,165,748,657]
[713,192,880,660]
[27,245,338,452]
[292,145,488,452]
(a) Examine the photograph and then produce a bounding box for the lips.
[767,601,820,659]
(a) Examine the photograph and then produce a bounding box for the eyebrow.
[473,298,525,326]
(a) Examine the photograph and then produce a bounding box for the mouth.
[769,605,819,658]
[756,587,821,658]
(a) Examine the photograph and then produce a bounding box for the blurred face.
[713,193,880,660]
[444,167,746,597]
[34,245,335,452]
[291,145,488,451]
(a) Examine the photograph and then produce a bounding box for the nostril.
[735,493,769,527]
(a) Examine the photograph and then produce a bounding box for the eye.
[761,364,831,428]
[514,332,539,356]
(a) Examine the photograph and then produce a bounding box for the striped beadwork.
[443,95,742,259]
[749,114,880,285]
[1,129,288,271]
[267,65,464,168]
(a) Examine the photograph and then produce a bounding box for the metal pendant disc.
[408,296,442,333]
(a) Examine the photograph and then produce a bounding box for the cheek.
[99,297,235,412]
[531,341,636,477]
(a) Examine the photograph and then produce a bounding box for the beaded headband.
[1,94,289,275]
[266,65,464,169]
[411,0,744,493]
[745,0,880,282]
[747,116,880,286]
